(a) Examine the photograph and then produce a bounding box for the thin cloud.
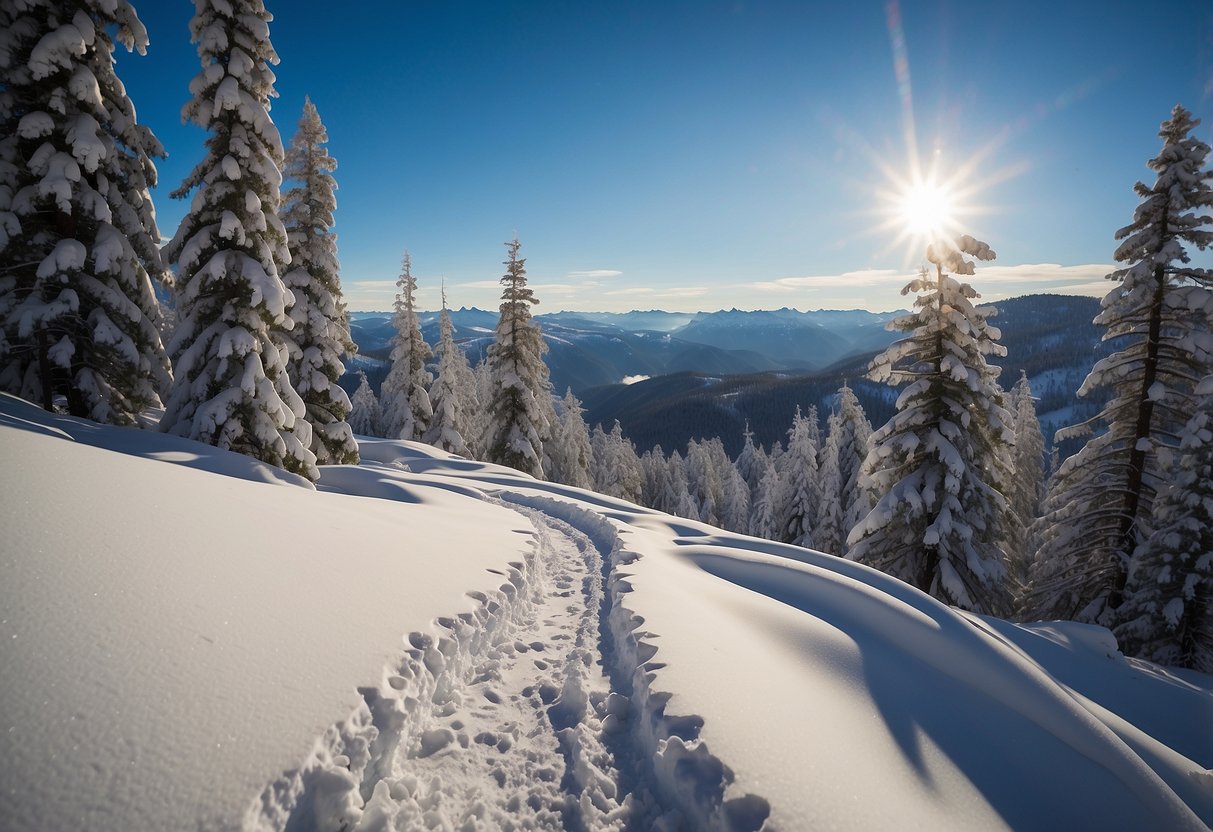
[750,263,1116,294]
[567,269,622,279]
[349,281,397,293]
[605,287,654,296]
[652,287,708,298]
[750,269,905,293]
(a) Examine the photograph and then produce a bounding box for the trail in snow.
[250,478,767,832]
[362,509,629,830]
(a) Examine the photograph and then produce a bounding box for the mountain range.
[345,295,1108,458]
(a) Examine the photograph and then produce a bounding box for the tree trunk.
[1112,262,1166,610]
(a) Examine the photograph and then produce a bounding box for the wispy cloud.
[750,269,905,293]
[605,285,706,300]
[349,281,397,294]
[567,269,623,280]
[749,263,1116,295]
[652,287,708,299]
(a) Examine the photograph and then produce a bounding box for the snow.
[1,391,1210,831]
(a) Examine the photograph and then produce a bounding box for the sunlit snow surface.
[1,392,1210,831]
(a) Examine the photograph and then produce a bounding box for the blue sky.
[119,1,1212,312]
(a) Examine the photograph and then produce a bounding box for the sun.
[900,179,955,239]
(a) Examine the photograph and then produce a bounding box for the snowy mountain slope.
[1,393,1210,831]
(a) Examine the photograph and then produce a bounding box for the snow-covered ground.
[1,392,1210,831]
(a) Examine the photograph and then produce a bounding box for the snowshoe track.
[248,494,769,832]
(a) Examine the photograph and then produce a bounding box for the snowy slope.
[1,392,1210,831]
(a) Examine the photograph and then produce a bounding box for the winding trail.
[368,508,630,830]
[252,489,762,832]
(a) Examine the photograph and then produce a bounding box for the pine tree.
[424,289,476,456]
[484,238,550,477]
[815,425,847,556]
[0,0,171,423]
[734,421,769,503]
[815,385,873,556]
[280,97,357,464]
[1006,371,1045,590]
[380,251,432,441]
[775,406,822,548]
[347,371,381,437]
[751,465,783,540]
[591,421,643,502]
[640,445,671,509]
[160,0,316,481]
[848,238,1013,615]
[1028,107,1213,625]
[1114,384,1213,673]
[548,387,593,489]
[469,355,494,459]
[665,449,699,520]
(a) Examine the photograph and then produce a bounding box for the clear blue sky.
[119,0,1213,312]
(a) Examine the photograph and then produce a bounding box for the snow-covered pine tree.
[750,465,783,540]
[1113,380,1213,673]
[684,438,722,526]
[1028,106,1213,625]
[665,449,699,520]
[423,288,476,455]
[380,251,432,441]
[160,0,317,480]
[347,371,381,437]
[591,420,643,502]
[469,355,493,460]
[734,420,769,503]
[280,97,357,464]
[814,385,873,557]
[0,0,171,423]
[834,384,875,542]
[640,445,671,509]
[718,450,751,533]
[815,423,847,556]
[848,238,1013,615]
[484,238,551,477]
[1006,371,1045,590]
[775,406,822,548]
[548,387,593,489]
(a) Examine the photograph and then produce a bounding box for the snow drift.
[0,392,1210,831]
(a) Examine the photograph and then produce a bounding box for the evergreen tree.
[684,438,722,526]
[1006,371,1045,590]
[160,0,316,480]
[816,385,873,556]
[665,449,699,520]
[592,420,644,502]
[848,238,1013,615]
[280,97,357,464]
[424,289,476,456]
[734,421,769,503]
[718,452,751,533]
[776,406,822,548]
[469,355,493,459]
[1114,384,1213,673]
[381,251,432,441]
[347,371,381,437]
[484,238,551,477]
[0,0,171,423]
[640,445,671,509]
[548,387,593,489]
[815,425,847,556]
[751,465,783,540]
[1028,107,1213,624]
